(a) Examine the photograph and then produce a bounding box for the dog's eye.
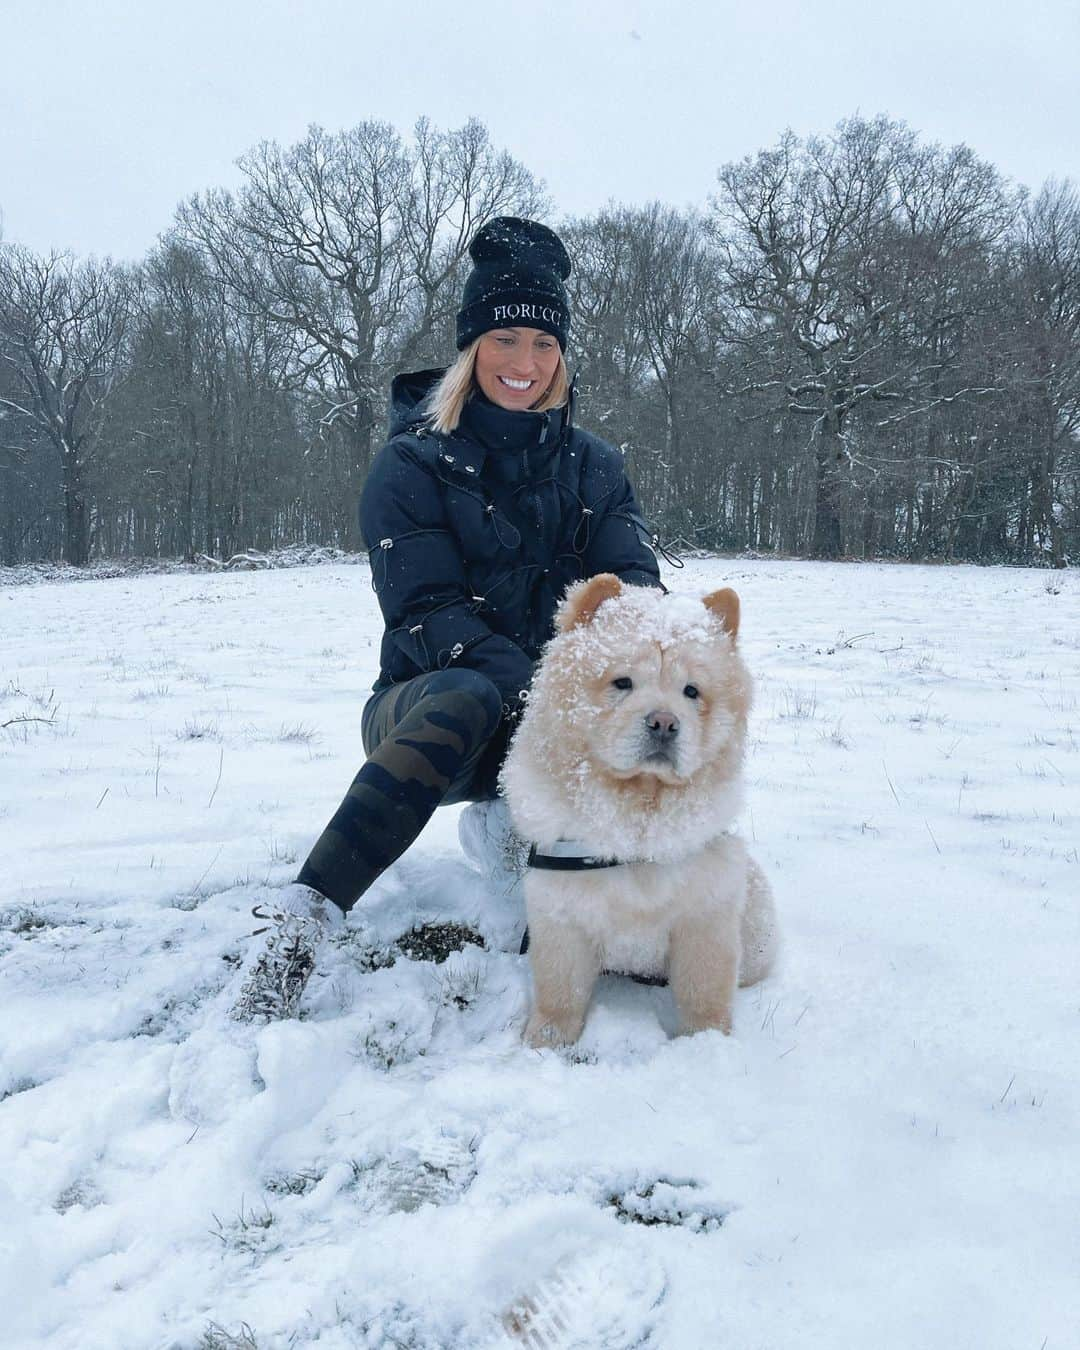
[612,676,633,691]
[683,684,700,700]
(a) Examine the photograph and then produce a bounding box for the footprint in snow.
[496,1243,667,1349]
[350,1130,478,1214]
[167,1001,264,1126]
[606,1177,730,1234]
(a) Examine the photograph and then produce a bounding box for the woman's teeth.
[499,376,533,390]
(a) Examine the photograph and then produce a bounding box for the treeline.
[1,114,1078,567]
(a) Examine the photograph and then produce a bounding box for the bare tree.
[96,238,310,559]
[177,118,543,545]
[563,208,653,403]
[0,246,132,564]
[562,205,721,541]
[626,205,717,526]
[2,115,1076,569]
[712,116,1015,557]
[394,116,547,368]
[1009,180,1080,566]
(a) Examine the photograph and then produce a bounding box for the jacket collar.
[390,367,576,479]
[444,387,572,477]
[457,388,567,451]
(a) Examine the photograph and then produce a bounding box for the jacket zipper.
[528,420,546,548]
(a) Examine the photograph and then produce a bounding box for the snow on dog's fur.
[501,574,778,1047]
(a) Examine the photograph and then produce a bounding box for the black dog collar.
[526,842,622,871]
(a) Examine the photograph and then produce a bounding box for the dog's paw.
[677,1007,733,1037]
[523,1011,581,1049]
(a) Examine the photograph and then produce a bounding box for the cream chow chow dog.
[501,574,778,1048]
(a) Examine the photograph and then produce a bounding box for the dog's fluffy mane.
[501,583,750,863]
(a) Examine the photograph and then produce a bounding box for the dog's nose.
[645,710,679,739]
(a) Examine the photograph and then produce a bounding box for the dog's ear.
[557,573,623,632]
[703,587,740,641]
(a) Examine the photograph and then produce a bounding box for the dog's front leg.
[524,916,601,1048]
[668,911,739,1036]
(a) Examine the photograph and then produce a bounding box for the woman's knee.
[418,668,503,735]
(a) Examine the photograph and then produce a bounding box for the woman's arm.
[361,438,535,707]
[579,441,664,590]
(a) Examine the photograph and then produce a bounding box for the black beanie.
[456,217,572,351]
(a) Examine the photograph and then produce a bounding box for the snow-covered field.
[1,558,1077,1350]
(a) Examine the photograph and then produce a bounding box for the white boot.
[229,883,345,1022]
[458,797,529,890]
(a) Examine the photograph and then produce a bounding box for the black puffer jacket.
[360,368,662,707]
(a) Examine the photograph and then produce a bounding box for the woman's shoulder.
[371,426,444,475]
[362,428,447,518]
[566,424,630,483]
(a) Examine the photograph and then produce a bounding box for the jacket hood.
[387,367,444,438]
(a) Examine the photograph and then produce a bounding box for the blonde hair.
[424,337,569,435]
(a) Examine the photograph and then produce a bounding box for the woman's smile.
[475,327,561,409]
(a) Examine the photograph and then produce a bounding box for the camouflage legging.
[296,669,506,913]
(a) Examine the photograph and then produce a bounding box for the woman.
[234,217,662,1020]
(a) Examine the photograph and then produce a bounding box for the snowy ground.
[1,557,1077,1350]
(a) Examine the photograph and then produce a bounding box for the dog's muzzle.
[638,709,680,766]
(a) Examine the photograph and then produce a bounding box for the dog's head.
[542,574,750,790]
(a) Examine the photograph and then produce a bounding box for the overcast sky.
[2,0,1078,261]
